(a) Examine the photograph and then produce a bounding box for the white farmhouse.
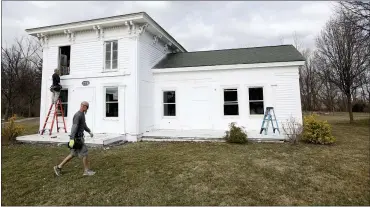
[25,12,305,143]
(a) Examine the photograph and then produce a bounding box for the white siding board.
[70,41,102,74]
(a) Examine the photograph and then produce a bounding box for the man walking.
[53,101,95,176]
[51,68,62,104]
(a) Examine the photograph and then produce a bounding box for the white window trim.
[162,89,177,118]
[103,40,119,72]
[248,86,265,116]
[221,85,240,118]
[104,86,119,120]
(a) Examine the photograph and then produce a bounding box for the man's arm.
[69,115,79,139]
[56,75,60,85]
[83,121,91,133]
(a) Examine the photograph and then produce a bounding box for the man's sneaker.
[53,166,62,176]
[83,170,96,176]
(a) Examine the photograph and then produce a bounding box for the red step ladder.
[40,99,67,135]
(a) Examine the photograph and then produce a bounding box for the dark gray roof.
[153,44,305,69]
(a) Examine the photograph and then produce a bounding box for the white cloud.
[29,1,58,9]
[135,1,170,9]
[2,1,338,51]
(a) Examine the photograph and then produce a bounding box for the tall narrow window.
[59,89,68,117]
[105,87,119,117]
[163,91,176,116]
[224,89,239,115]
[105,41,118,70]
[59,46,70,75]
[249,87,264,115]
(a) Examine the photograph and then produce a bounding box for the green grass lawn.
[1,113,369,205]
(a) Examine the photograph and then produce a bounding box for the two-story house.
[25,12,305,142]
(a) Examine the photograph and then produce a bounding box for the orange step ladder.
[40,99,67,135]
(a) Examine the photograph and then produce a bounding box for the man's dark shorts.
[70,143,88,158]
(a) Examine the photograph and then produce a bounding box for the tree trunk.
[28,103,32,118]
[346,93,354,123]
[4,103,10,121]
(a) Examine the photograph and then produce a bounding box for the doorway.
[73,87,95,133]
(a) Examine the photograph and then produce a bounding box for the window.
[105,87,118,117]
[59,46,70,76]
[249,87,264,115]
[223,89,239,115]
[163,91,176,116]
[59,89,68,117]
[104,41,118,70]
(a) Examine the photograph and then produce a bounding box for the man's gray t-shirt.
[70,111,91,143]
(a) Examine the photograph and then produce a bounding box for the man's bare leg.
[54,154,73,176]
[58,154,74,168]
[82,155,89,171]
[82,156,95,176]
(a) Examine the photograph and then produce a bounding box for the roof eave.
[153,60,306,71]
[24,12,187,52]
[25,12,146,36]
[142,13,187,52]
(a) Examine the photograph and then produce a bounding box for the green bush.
[1,115,25,143]
[301,114,336,145]
[224,122,248,144]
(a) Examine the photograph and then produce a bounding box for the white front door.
[73,87,95,133]
[184,86,212,129]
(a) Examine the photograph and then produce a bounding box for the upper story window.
[59,46,70,76]
[104,40,118,70]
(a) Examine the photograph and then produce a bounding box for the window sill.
[249,114,264,118]
[223,115,240,118]
[162,116,177,119]
[103,117,119,121]
[102,69,119,73]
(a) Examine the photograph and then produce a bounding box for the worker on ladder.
[40,68,67,136]
[50,68,62,104]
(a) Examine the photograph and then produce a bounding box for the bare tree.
[314,54,340,113]
[300,49,322,111]
[339,1,370,38]
[291,32,321,112]
[316,13,369,123]
[2,44,23,120]
[1,37,42,120]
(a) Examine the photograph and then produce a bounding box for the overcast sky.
[2,1,336,51]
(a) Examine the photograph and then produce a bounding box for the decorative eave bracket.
[164,42,172,53]
[137,23,149,35]
[64,29,76,43]
[36,33,48,47]
[152,34,162,45]
[93,25,104,40]
[125,21,137,35]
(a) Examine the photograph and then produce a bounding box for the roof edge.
[153,61,305,72]
[25,12,145,33]
[142,13,187,52]
[25,12,187,52]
